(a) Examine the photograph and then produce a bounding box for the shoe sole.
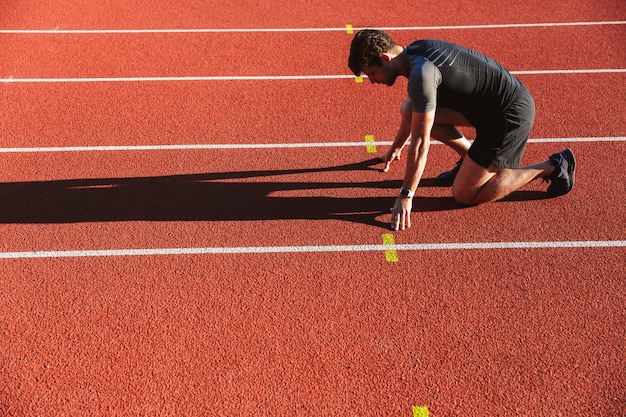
[548,148,576,196]
[435,159,463,187]
[563,148,576,194]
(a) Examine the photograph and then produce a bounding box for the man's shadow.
[0,158,547,227]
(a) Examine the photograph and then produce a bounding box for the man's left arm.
[390,109,435,231]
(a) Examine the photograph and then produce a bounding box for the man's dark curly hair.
[348,29,398,76]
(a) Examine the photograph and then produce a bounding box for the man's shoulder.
[406,39,456,55]
[407,54,439,80]
[407,55,441,103]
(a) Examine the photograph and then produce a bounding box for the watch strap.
[400,187,414,198]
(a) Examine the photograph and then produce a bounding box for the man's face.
[362,61,397,86]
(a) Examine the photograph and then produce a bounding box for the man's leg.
[397,103,473,154]
[430,107,473,185]
[431,124,470,156]
[383,100,468,172]
[451,157,556,205]
[431,107,473,156]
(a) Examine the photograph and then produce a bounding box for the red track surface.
[1,1,625,416]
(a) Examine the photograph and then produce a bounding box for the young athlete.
[348,30,576,231]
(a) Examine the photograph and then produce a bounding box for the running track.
[0,1,625,416]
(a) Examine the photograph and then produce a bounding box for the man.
[348,30,576,231]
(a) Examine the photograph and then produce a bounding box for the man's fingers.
[390,208,411,231]
[390,209,405,230]
[383,154,398,172]
[381,152,401,173]
[390,208,399,230]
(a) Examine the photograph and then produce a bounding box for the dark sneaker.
[435,158,463,186]
[545,148,576,197]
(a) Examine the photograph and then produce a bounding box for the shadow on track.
[0,158,548,226]
[0,158,393,227]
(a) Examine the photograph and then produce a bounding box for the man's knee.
[451,185,476,206]
[434,107,472,127]
[450,158,497,205]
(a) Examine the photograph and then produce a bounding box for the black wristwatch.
[400,187,414,198]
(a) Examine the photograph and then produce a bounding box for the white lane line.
[375,21,626,31]
[0,137,623,154]
[2,69,625,83]
[1,20,624,34]
[526,137,626,143]
[514,69,626,75]
[2,240,624,259]
[0,142,373,153]
[0,75,355,83]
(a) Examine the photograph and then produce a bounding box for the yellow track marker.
[412,406,429,417]
[346,24,354,34]
[365,135,377,153]
[355,76,364,83]
[382,234,398,262]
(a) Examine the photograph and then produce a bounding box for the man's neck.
[390,45,409,77]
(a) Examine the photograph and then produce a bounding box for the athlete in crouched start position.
[348,30,576,231]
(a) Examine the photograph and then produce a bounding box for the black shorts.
[467,90,536,169]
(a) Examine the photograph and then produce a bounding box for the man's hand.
[382,147,403,172]
[390,196,413,231]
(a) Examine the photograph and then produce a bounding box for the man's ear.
[379,52,393,63]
